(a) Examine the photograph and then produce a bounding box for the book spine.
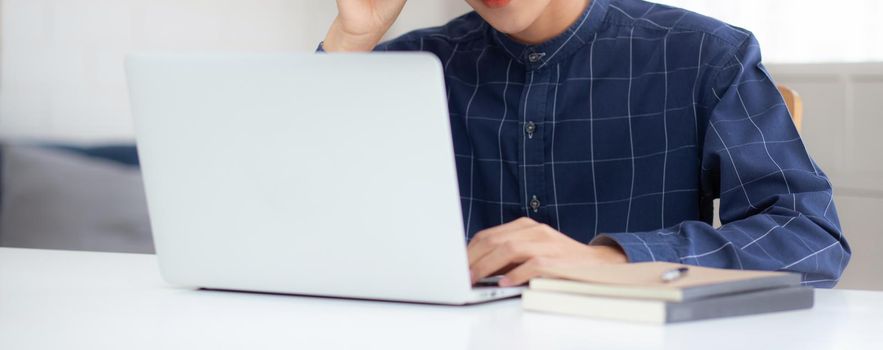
[523,290,667,324]
[681,274,803,301]
[667,286,814,323]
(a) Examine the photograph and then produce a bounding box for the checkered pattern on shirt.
[344,0,849,287]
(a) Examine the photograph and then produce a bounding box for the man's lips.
[482,0,511,9]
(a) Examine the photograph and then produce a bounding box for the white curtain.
[654,0,883,63]
[435,0,883,63]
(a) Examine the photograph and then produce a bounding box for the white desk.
[1,248,881,350]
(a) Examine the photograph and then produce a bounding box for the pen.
[661,267,690,283]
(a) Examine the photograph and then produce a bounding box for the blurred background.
[0,0,880,289]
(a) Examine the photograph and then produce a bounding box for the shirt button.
[530,195,541,213]
[527,52,545,63]
[525,121,536,139]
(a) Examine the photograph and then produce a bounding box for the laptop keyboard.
[473,276,504,288]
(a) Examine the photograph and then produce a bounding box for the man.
[319,0,850,287]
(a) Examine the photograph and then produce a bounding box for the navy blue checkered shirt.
[320,0,850,287]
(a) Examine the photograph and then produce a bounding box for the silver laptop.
[126,53,523,305]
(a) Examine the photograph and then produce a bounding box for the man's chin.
[482,18,534,36]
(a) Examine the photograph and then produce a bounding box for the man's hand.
[323,0,408,52]
[467,217,628,287]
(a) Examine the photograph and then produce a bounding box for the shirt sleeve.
[591,34,851,288]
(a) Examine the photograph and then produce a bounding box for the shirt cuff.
[590,231,681,263]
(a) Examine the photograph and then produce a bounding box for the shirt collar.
[492,0,609,71]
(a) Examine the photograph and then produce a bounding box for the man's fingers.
[468,217,538,248]
[499,257,556,287]
[467,220,544,266]
[469,238,540,283]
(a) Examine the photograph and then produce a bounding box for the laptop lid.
[127,53,475,304]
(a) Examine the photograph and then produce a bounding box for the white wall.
[768,64,883,194]
[0,0,470,142]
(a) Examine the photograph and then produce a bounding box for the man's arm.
[592,34,850,287]
[321,0,408,52]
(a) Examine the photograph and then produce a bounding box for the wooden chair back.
[777,85,804,132]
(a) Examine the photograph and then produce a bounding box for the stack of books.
[522,262,813,324]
